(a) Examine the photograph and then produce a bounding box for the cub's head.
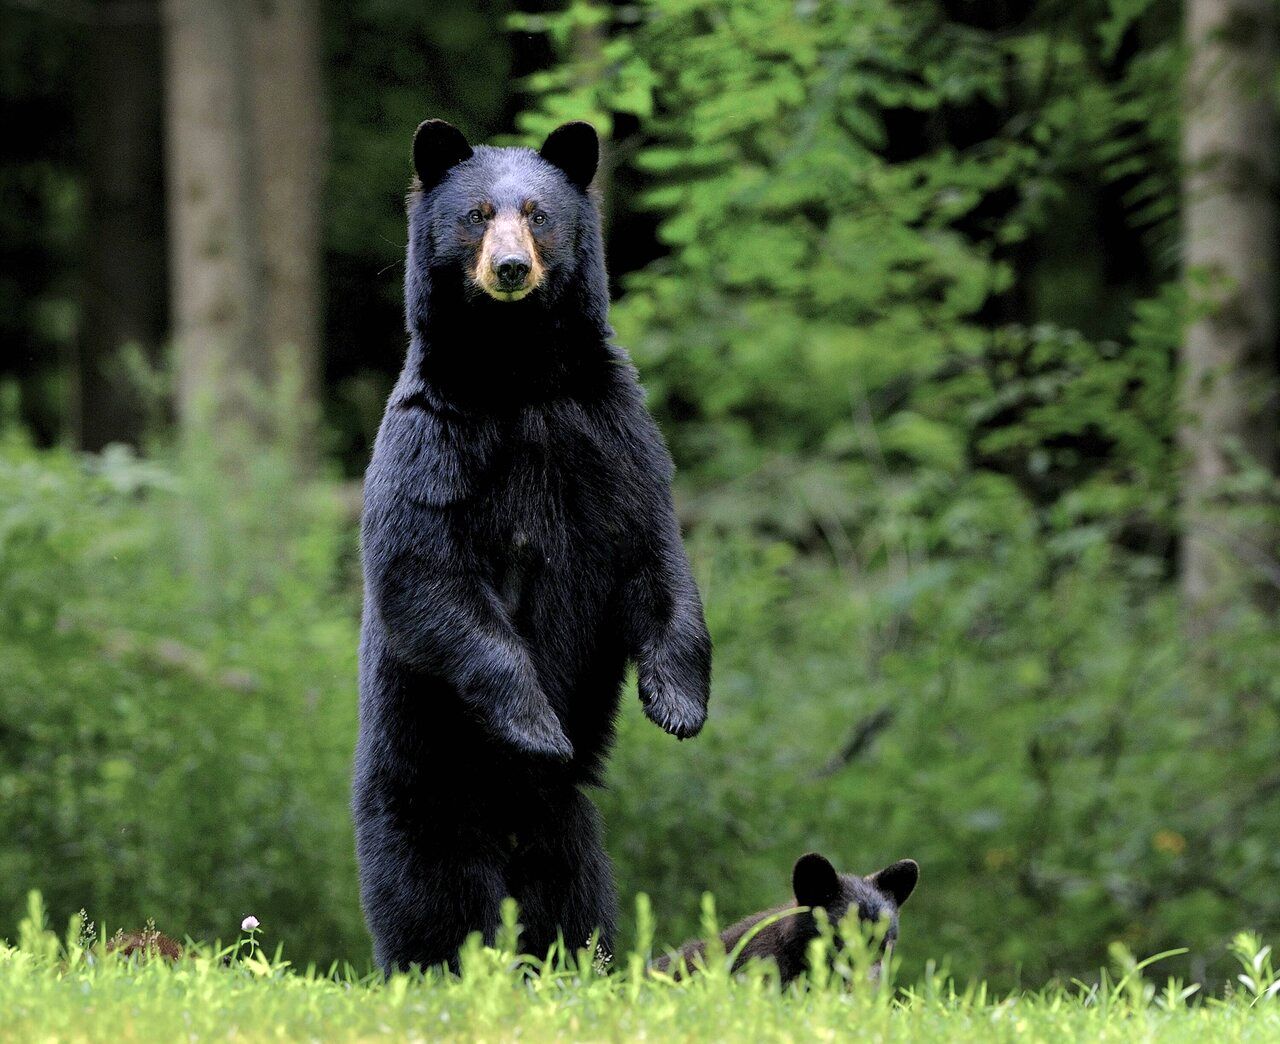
[792,852,918,960]
[407,119,600,305]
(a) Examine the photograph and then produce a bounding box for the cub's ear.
[868,859,919,907]
[792,852,841,909]
[413,119,473,191]
[539,121,599,189]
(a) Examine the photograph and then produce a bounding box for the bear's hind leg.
[361,840,507,975]
[509,789,619,965]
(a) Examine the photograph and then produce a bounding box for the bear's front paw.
[500,700,574,761]
[638,656,708,740]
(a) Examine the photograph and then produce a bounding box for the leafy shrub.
[4,417,1280,983]
[501,0,1280,984]
[604,521,1280,987]
[0,430,364,961]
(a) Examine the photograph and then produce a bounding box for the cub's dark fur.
[353,119,712,974]
[661,853,918,985]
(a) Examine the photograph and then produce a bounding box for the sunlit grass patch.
[4,892,1280,1042]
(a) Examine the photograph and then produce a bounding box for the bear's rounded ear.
[868,859,919,907]
[792,852,840,909]
[413,119,473,191]
[539,121,599,189]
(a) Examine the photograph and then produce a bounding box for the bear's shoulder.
[591,348,675,481]
[367,383,502,508]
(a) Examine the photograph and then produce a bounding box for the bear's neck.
[404,268,614,412]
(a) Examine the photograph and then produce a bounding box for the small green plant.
[1230,932,1280,1003]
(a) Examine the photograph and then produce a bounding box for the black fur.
[660,854,919,986]
[353,121,712,974]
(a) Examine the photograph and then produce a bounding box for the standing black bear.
[353,119,712,973]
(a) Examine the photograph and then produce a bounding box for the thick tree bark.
[161,0,324,458]
[78,0,168,451]
[248,0,326,441]
[162,0,266,436]
[1180,0,1279,638]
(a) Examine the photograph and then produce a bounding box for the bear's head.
[791,852,918,961]
[406,119,601,309]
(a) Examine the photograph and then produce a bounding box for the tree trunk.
[1180,0,1280,639]
[162,0,266,438]
[78,0,168,451]
[161,0,324,459]
[248,0,326,450]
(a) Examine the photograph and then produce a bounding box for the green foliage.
[10,422,1280,986]
[3,0,1279,998]
[516,0,1184,549]
[602,525,1280,987]
[6,896,1280,1042]
[0,430,364,962]
[504,0,1280,988]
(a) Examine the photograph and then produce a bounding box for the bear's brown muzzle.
[473,212,544,301]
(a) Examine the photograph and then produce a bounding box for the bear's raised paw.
[499,700,575,760]
[638,666,707,739]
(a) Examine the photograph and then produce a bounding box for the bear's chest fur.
[453,397,643,631]
[486,402,629,541]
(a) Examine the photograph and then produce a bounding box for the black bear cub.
[660,853,918,985]
[353,119,712,974]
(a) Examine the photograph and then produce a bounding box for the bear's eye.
[466,209,486,225]
[530,210,547,226]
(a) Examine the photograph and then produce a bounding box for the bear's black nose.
[495,255,531,290]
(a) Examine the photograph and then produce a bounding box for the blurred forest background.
[3,0,1279,987]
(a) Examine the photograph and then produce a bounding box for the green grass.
[7,894,1280,1042]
